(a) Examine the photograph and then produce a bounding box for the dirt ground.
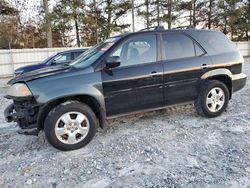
[0,59,249,188]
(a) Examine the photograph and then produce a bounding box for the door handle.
[201,64,210,69]
[149,71,161,77]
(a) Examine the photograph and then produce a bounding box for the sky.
[14,0,176,32]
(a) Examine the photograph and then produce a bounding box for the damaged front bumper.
[4,103,15,123]
[4,97,40,134]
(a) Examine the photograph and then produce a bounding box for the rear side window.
[163,33,196,60]
[194,31,237,54]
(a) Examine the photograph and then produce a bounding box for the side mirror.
[105,56,121,69]
[50,59,57,65]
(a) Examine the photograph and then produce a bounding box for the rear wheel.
[195,80,229,118]
[44,101,97,151]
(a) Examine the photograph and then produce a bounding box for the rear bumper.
[232,73,247,92]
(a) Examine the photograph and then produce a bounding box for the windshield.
[71,36,121,68]
[40,54,55,64]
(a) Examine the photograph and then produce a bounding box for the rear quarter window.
[193,31,237,54]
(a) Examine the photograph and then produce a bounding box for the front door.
[101,34,164,117]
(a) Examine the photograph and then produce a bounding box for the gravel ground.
[0,59,249,188]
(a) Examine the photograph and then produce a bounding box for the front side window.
[109,34,157,67]
[163,33,196,60]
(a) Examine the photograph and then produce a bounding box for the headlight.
[14,69,24,77]
[14,70,23,75]
[7,83,32,97]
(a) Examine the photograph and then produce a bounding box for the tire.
[195,80,229,118]
[44,101,98,151]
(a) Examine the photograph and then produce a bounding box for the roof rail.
[172,25,195,30]
[138,26,165,32]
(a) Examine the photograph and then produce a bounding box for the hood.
[8,64,73,85]
[15,64,45,74]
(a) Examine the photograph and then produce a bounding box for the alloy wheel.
[206,87,225,113]
[55,111,90,145]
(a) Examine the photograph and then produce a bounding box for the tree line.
[0,0,249,49]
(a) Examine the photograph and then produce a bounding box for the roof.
[113,26,219,39]
[57,48,90,54]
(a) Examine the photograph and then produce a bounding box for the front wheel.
[44,101,98,151]
[195,80,230,118]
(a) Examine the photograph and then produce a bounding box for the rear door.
[162,32,213,105]
[101,33,164,116]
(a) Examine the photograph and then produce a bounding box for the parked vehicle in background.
[14,48,89,76]
[4,27,247,151]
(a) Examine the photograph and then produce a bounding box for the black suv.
[4,28,247,151]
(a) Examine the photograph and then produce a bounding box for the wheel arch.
[207,75,232,98]
[37,95,107,130]
[200,69,233,98]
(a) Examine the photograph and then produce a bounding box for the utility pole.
[131,0,135,32]
[192,0,196,28]
[167,0,172,29]
[43,0,52,48]
[146,0,149,29]
[157,0,160,26]
[208,0,212,29]
[93,0,98,43]
[189,9,192,27]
